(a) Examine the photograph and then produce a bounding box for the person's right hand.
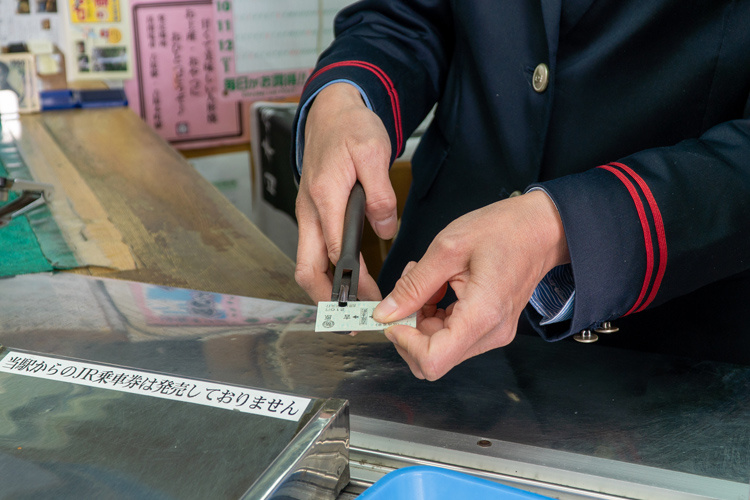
[295,83,397,302]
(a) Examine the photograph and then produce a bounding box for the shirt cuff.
[525,186,576,325]
[294,80,373,175]
[529,264,576,325]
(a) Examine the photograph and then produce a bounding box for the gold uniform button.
[509,190,523,198]
[532,63,549,93]
[594,321,619,334]
[574,329,598,343]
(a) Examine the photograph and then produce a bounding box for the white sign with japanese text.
[0,351,311,422]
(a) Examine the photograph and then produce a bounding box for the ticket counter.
[0,108,747,499]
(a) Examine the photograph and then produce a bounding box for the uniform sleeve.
[531,96,750,340]
[291,0,454,178]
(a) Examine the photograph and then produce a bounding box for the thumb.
[373,257,454,323]
[356,154,397,241]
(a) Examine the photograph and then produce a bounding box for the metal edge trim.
[350,415,748,500]
[241,398,350,499]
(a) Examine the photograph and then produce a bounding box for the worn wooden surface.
[17,108,311,305]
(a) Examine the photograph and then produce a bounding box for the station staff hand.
[373,191,571,381]
[295,83,397,302]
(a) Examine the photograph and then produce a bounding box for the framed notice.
[0,53,40,113]
[62,0,134,80]
[213,0,355,101]
[123,0,249,149]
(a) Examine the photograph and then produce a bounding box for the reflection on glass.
[0,273,748,493]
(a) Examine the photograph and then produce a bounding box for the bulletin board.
[61,0,134,81]
[0,0,63,49]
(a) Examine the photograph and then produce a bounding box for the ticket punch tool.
[315,182,416,333]
[0,176,54,228]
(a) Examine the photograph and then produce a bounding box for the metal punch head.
[331,263,357,308]
[330,182,366,308]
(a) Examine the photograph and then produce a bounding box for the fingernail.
[374,296,398,322]
[372,215,396,235]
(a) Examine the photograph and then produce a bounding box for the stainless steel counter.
[0,273,748,499]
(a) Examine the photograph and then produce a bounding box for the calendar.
[213,0,354,101]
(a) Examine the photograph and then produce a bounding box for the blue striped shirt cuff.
[295,80,372,175]
[529,264,576,325]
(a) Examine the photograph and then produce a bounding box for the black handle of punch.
[331,181,366,303]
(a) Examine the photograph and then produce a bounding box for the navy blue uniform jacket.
[293,0,750,362]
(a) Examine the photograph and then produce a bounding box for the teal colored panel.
[0,206,54,276]
[0,131,78,277]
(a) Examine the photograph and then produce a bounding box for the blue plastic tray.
[358,466,553,500]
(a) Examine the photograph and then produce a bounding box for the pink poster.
[124,0,249,150]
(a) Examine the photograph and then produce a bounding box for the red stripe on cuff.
[598,165,654,316]
[306,61,403,156]
[610,162,667,312]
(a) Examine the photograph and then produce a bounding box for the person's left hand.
[372,190,570,380]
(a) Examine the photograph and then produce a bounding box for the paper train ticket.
[315,301,417,332]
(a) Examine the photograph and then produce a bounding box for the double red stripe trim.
[598,163,667,315]
[599,165,654,316]
[610,163,668,313]
[305,61,403,156]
